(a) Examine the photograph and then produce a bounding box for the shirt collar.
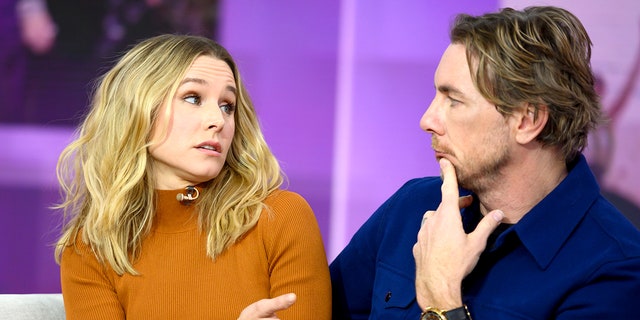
[463,154,601,269]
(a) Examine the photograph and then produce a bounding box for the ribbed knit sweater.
[60,189,331,319]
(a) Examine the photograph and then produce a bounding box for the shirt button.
[384,291,392,302]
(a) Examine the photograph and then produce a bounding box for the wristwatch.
[420,305,471,320]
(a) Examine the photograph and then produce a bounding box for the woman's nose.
[206,105,225,130]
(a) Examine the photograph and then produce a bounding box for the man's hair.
[55,35,283,275]
[451,6,601,162]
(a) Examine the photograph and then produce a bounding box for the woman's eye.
[220,103,236,115]
[184,95,201,105]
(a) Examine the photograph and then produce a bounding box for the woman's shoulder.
[257,190,325,258]
[60,228,94,258]
[264,190,311,211]
[59,228,104,272]
[60,227,83,248]
[260,190,315,225]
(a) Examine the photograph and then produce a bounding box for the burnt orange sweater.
[60,189,331,319]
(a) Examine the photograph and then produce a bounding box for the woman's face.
[149,55,237,189]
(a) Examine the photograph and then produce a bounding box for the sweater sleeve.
[59,235,125,320]
[262,190,332,320]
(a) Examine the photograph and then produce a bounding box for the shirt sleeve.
[262,190,332,320]
[556,257,640,319]
[330,177,443,319]
[60,235,125,320]
[329,191,394,319]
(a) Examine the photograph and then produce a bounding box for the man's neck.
[477,148,568,224]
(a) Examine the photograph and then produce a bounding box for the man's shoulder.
[396,176,443,195]
[382,176,446,205]
[585,196,640,257]
[376,177,445,224]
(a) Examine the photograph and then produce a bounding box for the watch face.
[422,311,446,320]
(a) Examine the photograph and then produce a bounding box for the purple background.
[3,0,639,294]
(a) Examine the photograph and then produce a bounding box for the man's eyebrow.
[437,84,460,94]
[437,84,467,98]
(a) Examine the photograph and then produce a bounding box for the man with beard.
[330,6,640,320]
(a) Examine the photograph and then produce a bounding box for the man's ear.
[514,103,548,145]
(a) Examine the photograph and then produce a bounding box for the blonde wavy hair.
[54,34,283,275]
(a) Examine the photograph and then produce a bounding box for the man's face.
[420,44,515,193]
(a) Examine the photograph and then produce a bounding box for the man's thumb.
[473,210,504,243]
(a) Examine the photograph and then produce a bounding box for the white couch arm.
[0,294,65,320]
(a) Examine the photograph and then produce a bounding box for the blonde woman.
[55,34,331,319]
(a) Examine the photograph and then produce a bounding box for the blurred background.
[1,0,639,293]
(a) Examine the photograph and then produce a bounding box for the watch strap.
[420,305,471,320]
[443,305,471,320]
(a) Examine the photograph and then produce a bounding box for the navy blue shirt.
[330,155,640,319]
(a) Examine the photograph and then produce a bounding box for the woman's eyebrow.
[180,78,237,95]
[180,77,207,86]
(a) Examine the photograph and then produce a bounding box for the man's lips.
[432,145,453,159]
[433,151,449,160]
[431,139,451,158]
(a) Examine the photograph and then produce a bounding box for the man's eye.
[184,95,201,105]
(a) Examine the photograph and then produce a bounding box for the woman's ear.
[514,103,548,145]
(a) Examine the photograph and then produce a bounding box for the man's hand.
[238,293,296,320]
[412,158,503,310]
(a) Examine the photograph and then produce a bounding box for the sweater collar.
[153,187,201,233]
